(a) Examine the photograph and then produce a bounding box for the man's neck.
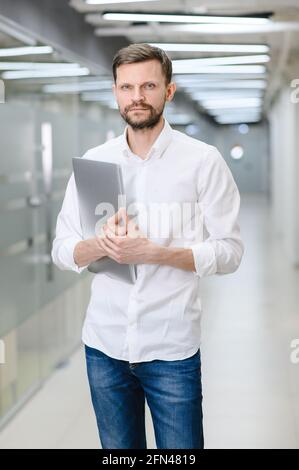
[126,117,165,160]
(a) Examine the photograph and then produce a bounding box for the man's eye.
[146,83,155,89]
[121,85,130,90]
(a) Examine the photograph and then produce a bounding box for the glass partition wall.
[0,39,123,425]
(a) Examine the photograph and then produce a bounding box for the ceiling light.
[178,80,267,89]
[102,13,270,25]
[214,111,261,118]
[199,107,262,116]
[191,90,264,99]
[0,62,81,70]
[108,103,118,109]
[216,116,261,124]
[202,97,262,108]
[43,81,112,93]
[238,123,249,134]
[164,113,192,125]
[80,92,117,109]
[169,22,297,34]
[173,65,266,74]
[185,124,200,136]
[148,43,269,53]
[2,68,90,79]
[81,92,114,100]
[230,145,244,159]
[86,0,156,4]
[173,54,270,67]
[208,109,262,118]
[0,46,53,57]
[174,73,267,81]
[94,22,298,37]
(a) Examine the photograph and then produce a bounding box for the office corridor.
[0,193,298,449]
[1,0,299,451]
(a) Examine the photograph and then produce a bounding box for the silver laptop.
[72,157,136,284]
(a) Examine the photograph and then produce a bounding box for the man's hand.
[96,207,196,272]
[73,237,106,268]
[96,208,160,265]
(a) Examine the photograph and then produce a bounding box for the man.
[52,43,244,449]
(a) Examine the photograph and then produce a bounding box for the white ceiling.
[69,0,299,16]
[67,0,299,123]
[69,0,299,55]
[1,1,299,124]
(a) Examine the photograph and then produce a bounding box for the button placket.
[122,159,150,363]
[125,294,139,362]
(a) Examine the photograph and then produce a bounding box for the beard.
[119,101,166,130]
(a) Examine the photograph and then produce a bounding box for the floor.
[0,193,298,449]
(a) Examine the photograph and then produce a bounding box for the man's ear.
[112,83,116,98]
[166,82,176,102]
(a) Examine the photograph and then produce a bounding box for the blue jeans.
[85,345,204,449]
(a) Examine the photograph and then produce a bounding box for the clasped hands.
[96,207,158,265]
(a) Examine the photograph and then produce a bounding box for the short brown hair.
[112,43,172,85]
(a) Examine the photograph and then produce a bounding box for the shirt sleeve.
[51,172,87,274]
[190,146,244,278]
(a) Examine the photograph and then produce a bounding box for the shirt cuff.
[59,238,88,274]
[190,242,217,278]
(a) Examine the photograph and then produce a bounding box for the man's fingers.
[102,232,119,251]
[103,224,116,238]
[127,218,144,238]
[96,236,119,262]
[117,206,127,225]
[107,212,118,226]
[107,207,128,228]
[104,222,126,238]
[109,223,127,237]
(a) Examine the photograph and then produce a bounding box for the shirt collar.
[121,118,173,161]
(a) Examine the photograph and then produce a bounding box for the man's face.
[113,59,176,130]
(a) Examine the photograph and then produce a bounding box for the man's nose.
[132,87,145,102]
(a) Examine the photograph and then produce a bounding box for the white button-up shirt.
[52,118,244,363]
